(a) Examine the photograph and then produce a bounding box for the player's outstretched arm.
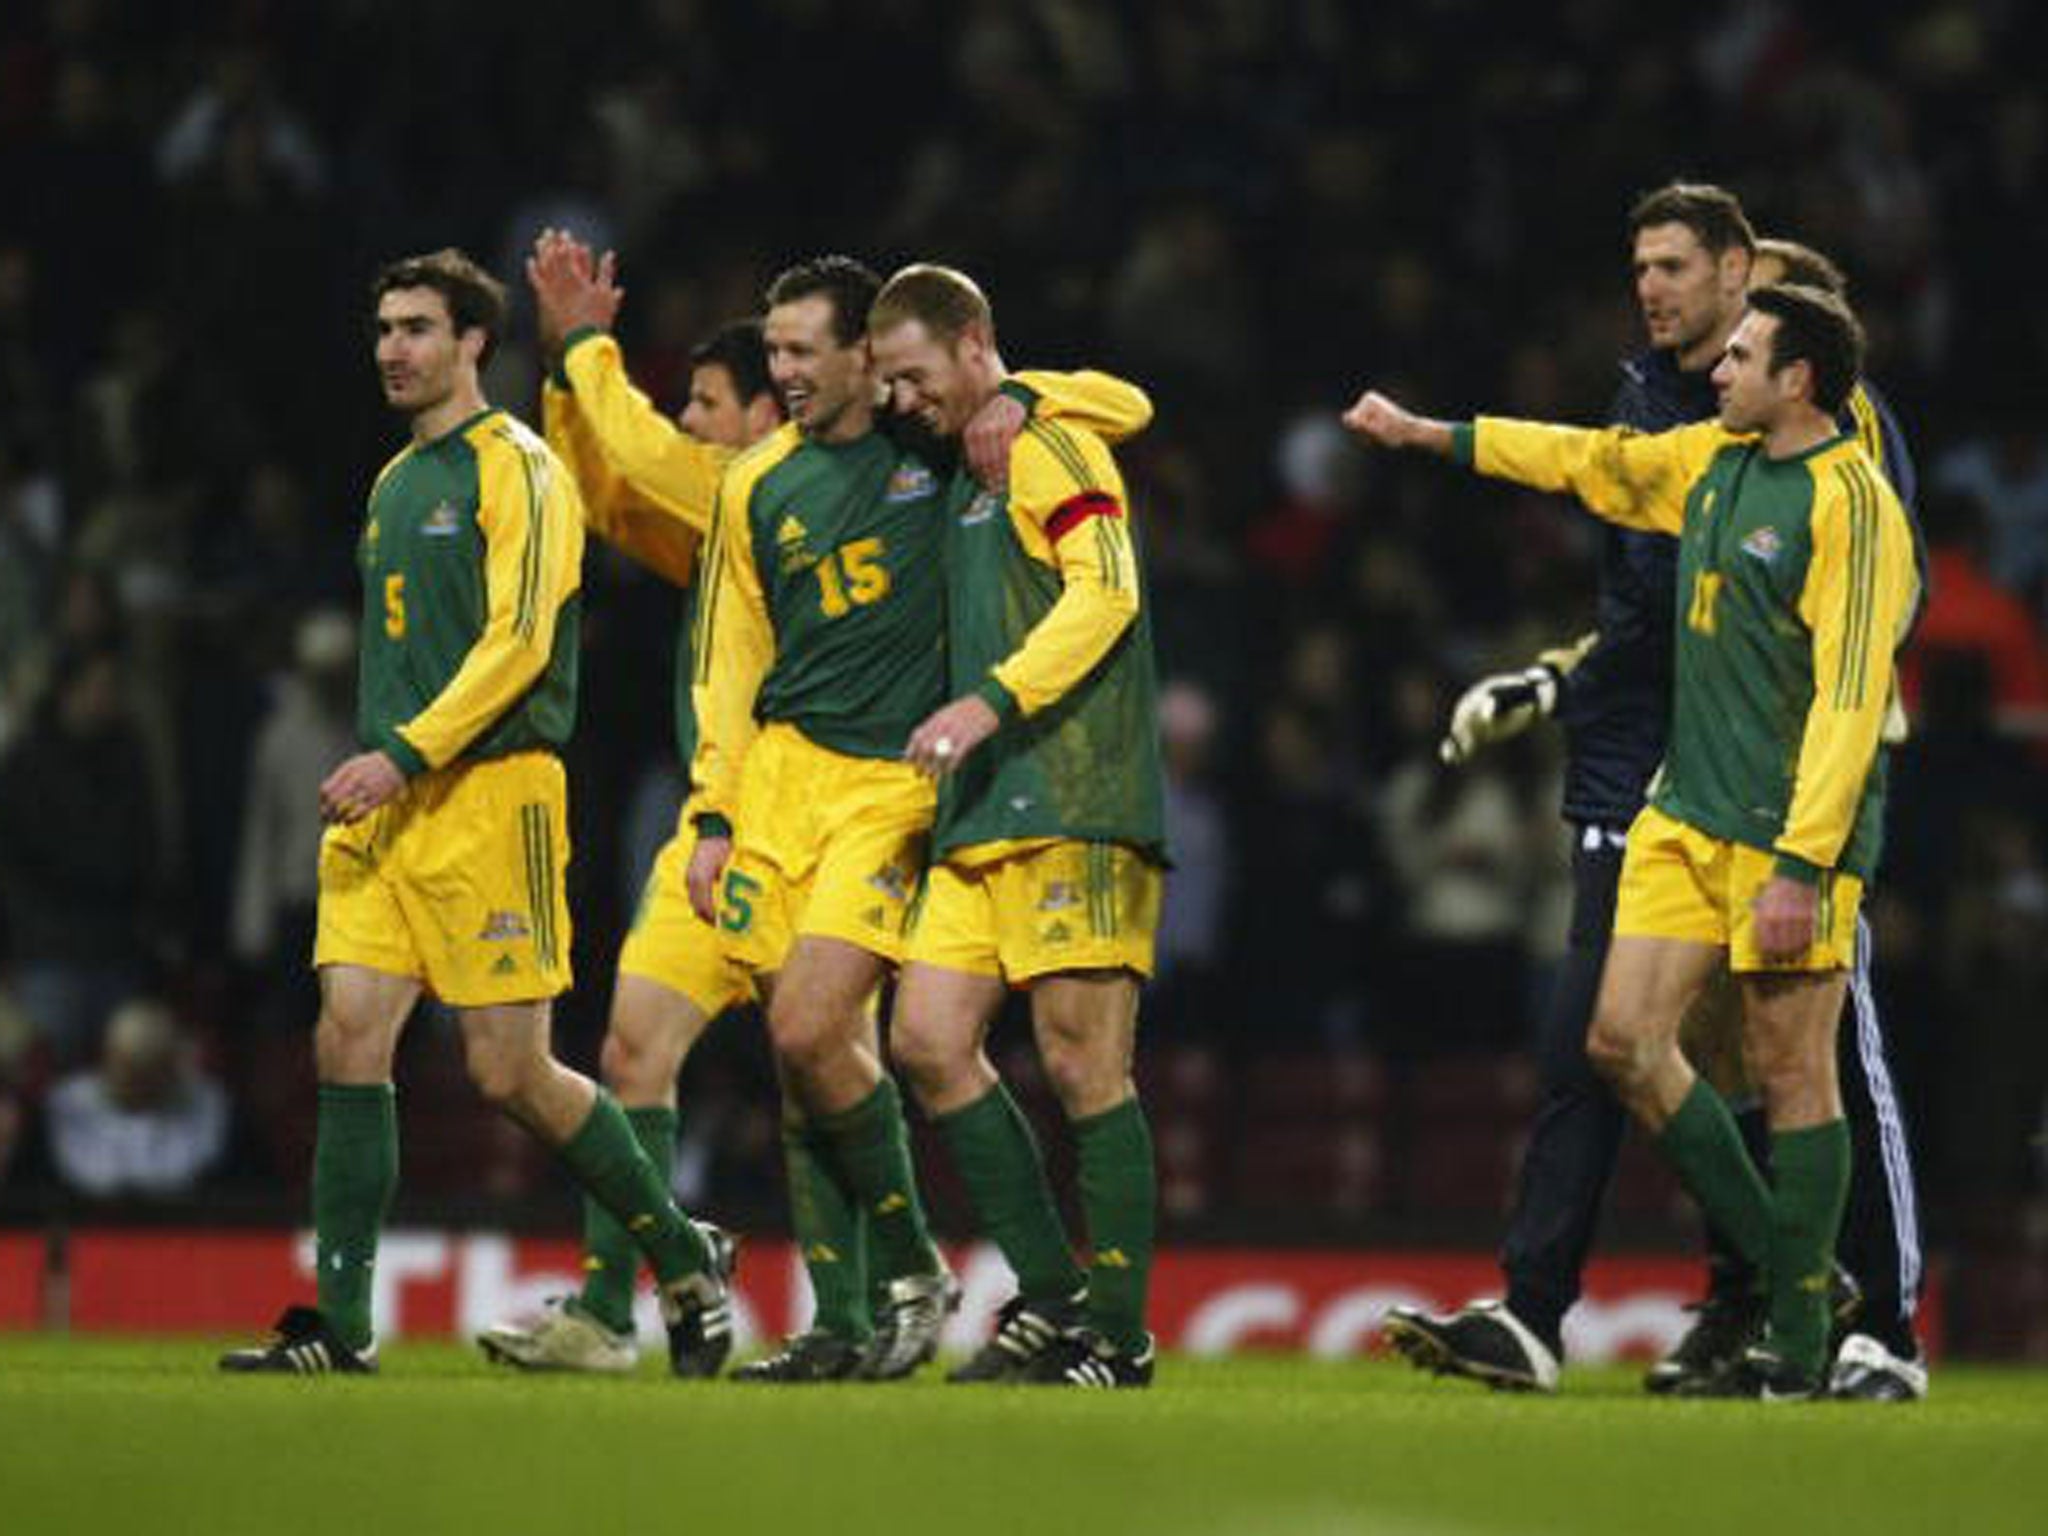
[531,228,728,568]
[528,227,620,364]
[559,330,727,536]
[1345,383,1722,537]
[1342,390,1459,455]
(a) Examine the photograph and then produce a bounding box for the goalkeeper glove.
[1439,663,1561,765]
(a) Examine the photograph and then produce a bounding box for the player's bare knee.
[599,1025,673,1101]
[886,1011,958,1101]
[767,996,840,1076]
[598,1029,636,1091]
[1585,1011,1650,1090]
[1746,1041,1821,1120]
[1039,1037,1120,1116]
[314,1008,393,1081]
[461,1036,536,1109]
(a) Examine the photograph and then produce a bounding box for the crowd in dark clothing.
[1,4,2044,1266]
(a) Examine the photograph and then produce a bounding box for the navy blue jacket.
[1550,349,1704,828]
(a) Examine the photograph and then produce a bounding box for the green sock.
[1769,1120,1851,1376]
[313,1082,398,1353]
[576,1105,677,1333]
[558,1091,707,1285]
[1657,1079,1773,1271]
[814,1077,941,1288]
[786,1119,872,1340]
[1701,1100,1773,1295]
[936,1085,1085,1303]
[1074,1096,1155,1352]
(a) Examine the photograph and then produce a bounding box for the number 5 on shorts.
[720,869,762,935]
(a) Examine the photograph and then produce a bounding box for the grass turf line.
[2,1337,2045,1536]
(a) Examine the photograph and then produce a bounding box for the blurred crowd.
[1,1,2044,1259]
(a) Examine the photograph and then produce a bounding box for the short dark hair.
[690,317,774,404]
[1746,282,1865,415]
[870,264,996,347]
[372,248,508,365]
[1754,237,1848,298]
[1628,182,1757,258]
[764,255,881,346]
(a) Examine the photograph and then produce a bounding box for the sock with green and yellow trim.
[1657,1078,1773,1271]
[313,1082,398,1354]
[814,1077,942,1285]
[1074,1096,1155,1352]
[936,1084,1086,1304]
[558,1091,708,1284]
[575,1105,678,1333]
[1768,1119,1852,1377]
[787,1119,873,1339]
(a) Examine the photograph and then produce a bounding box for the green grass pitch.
[3,1337,2045,1536]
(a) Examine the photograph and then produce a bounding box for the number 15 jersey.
[690,426,947,828]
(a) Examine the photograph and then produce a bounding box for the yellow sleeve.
[982,421,1140,719]
[544,377,633,534]
[394,426,584,772]
[1012,369,1153,446]
[545,374,701,588]
[1469,417,1732,534]
[559,328,732,581]
[1778,461,1920,874]
[685,451,778,828]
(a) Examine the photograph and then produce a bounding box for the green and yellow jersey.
[356,408,583,777]
[1457,416,1918,881]
[941,394,1165,864]
[543,326,731,767]
[689,424,949,828]
[687,372,1157,834]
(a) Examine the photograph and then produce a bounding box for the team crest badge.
[478,910,531,941]
[777,515,812,574]
[867,862,911,904]
[961,490,1000,526]
[1741,526,1783,563]
[1037,881,1080,913]
[885,463,936,503]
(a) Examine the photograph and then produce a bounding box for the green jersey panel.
[1652,436,1908,879]
[744,433,947,756]
[355,410,579,768]
[936,469,1166,860]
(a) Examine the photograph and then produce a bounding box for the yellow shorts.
[314,751,573,1005]
[905,839,1163,984]
[618,822,753,1017]
[719,723,934,974]
[1613,804,1861,973]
